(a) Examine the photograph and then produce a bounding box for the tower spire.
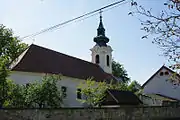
[91,10,113,74]
[93,10,109,46]
[98,10,105,36]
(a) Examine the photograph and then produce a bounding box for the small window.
[95,55,100,64]
[106,55,110,66]
[160,72,164,76]
[165,71,169,75]
[77,89,81,99]
[61,86,67,98]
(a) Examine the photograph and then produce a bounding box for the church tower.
[90,13,113,74]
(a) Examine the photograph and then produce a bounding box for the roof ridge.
[30,44,101,68]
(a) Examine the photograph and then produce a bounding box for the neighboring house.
[139,93,179,106]
[141,65,180,103]
[101,90,143,107]
[9,15,119,107]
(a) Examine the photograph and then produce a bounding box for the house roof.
[140,93,179,101]
[142,65,179,88]
[101,89,143,105]
[10,44,117,82]
[154,93,179,101]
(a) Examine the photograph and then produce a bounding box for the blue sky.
[1,0,169,84]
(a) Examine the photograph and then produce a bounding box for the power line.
[50,0,130,33]
[21,0,128,40]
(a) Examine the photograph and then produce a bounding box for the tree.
[129,0,180,70]
[3,80,26,108]
[0,24,28,107]
[112,60,130,83]
[0,60,10,107]
[25,74,63,108]
[0,24,28,64]
[0,74,64,108]
[77,79,107,107]
[77,78,128,107]
[128,80,141,93]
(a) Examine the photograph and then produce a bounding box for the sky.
[1,0,169,84]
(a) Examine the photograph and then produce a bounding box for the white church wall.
[143,68,180,100]
[9,71,91,107]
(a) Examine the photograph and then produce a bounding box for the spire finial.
[97,10,105,36]
[100,10,102,22]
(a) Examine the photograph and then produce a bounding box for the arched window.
[165,71,169,75]
[95,55,100,64]
[106,55,110,66]
[160,72,164,76]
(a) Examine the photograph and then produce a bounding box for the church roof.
[10,44,116,82]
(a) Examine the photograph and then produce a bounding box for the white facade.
[9,71,90,107]
[90,45,113,74]
[142,67,180,100]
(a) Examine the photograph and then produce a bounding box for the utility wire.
[50,0,130,33]
[21,0,128,40]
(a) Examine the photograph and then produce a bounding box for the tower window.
[95,55,100,64]
[106,55,110,66]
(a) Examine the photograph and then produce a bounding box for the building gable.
[142,66,180,100]
[142,66,178,88]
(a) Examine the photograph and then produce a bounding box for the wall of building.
[139,94,162,106]
[9,71,89,107]
[90,45,113,74]
[1,107,180,120]
[143,68,180,100]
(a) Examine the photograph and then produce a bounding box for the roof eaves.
[155,93,180,101]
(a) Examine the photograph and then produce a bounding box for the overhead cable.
[22,0,129,40]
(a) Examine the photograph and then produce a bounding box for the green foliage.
[0,24,28,64]
[108,81,129,91]
[0,60,10,106]
[3,81,26,108]
[77,79,128,107]
[128,80,141,93]
[25,74,63,108]
[77,79,107,107]
[0,24,28,107]
[112,60,130,83]
[0,74,63,108]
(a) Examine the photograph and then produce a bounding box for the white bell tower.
[90,12,113,74]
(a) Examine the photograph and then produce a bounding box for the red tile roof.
[11,44,116,82]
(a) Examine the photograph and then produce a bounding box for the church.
[9,15,119,107]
